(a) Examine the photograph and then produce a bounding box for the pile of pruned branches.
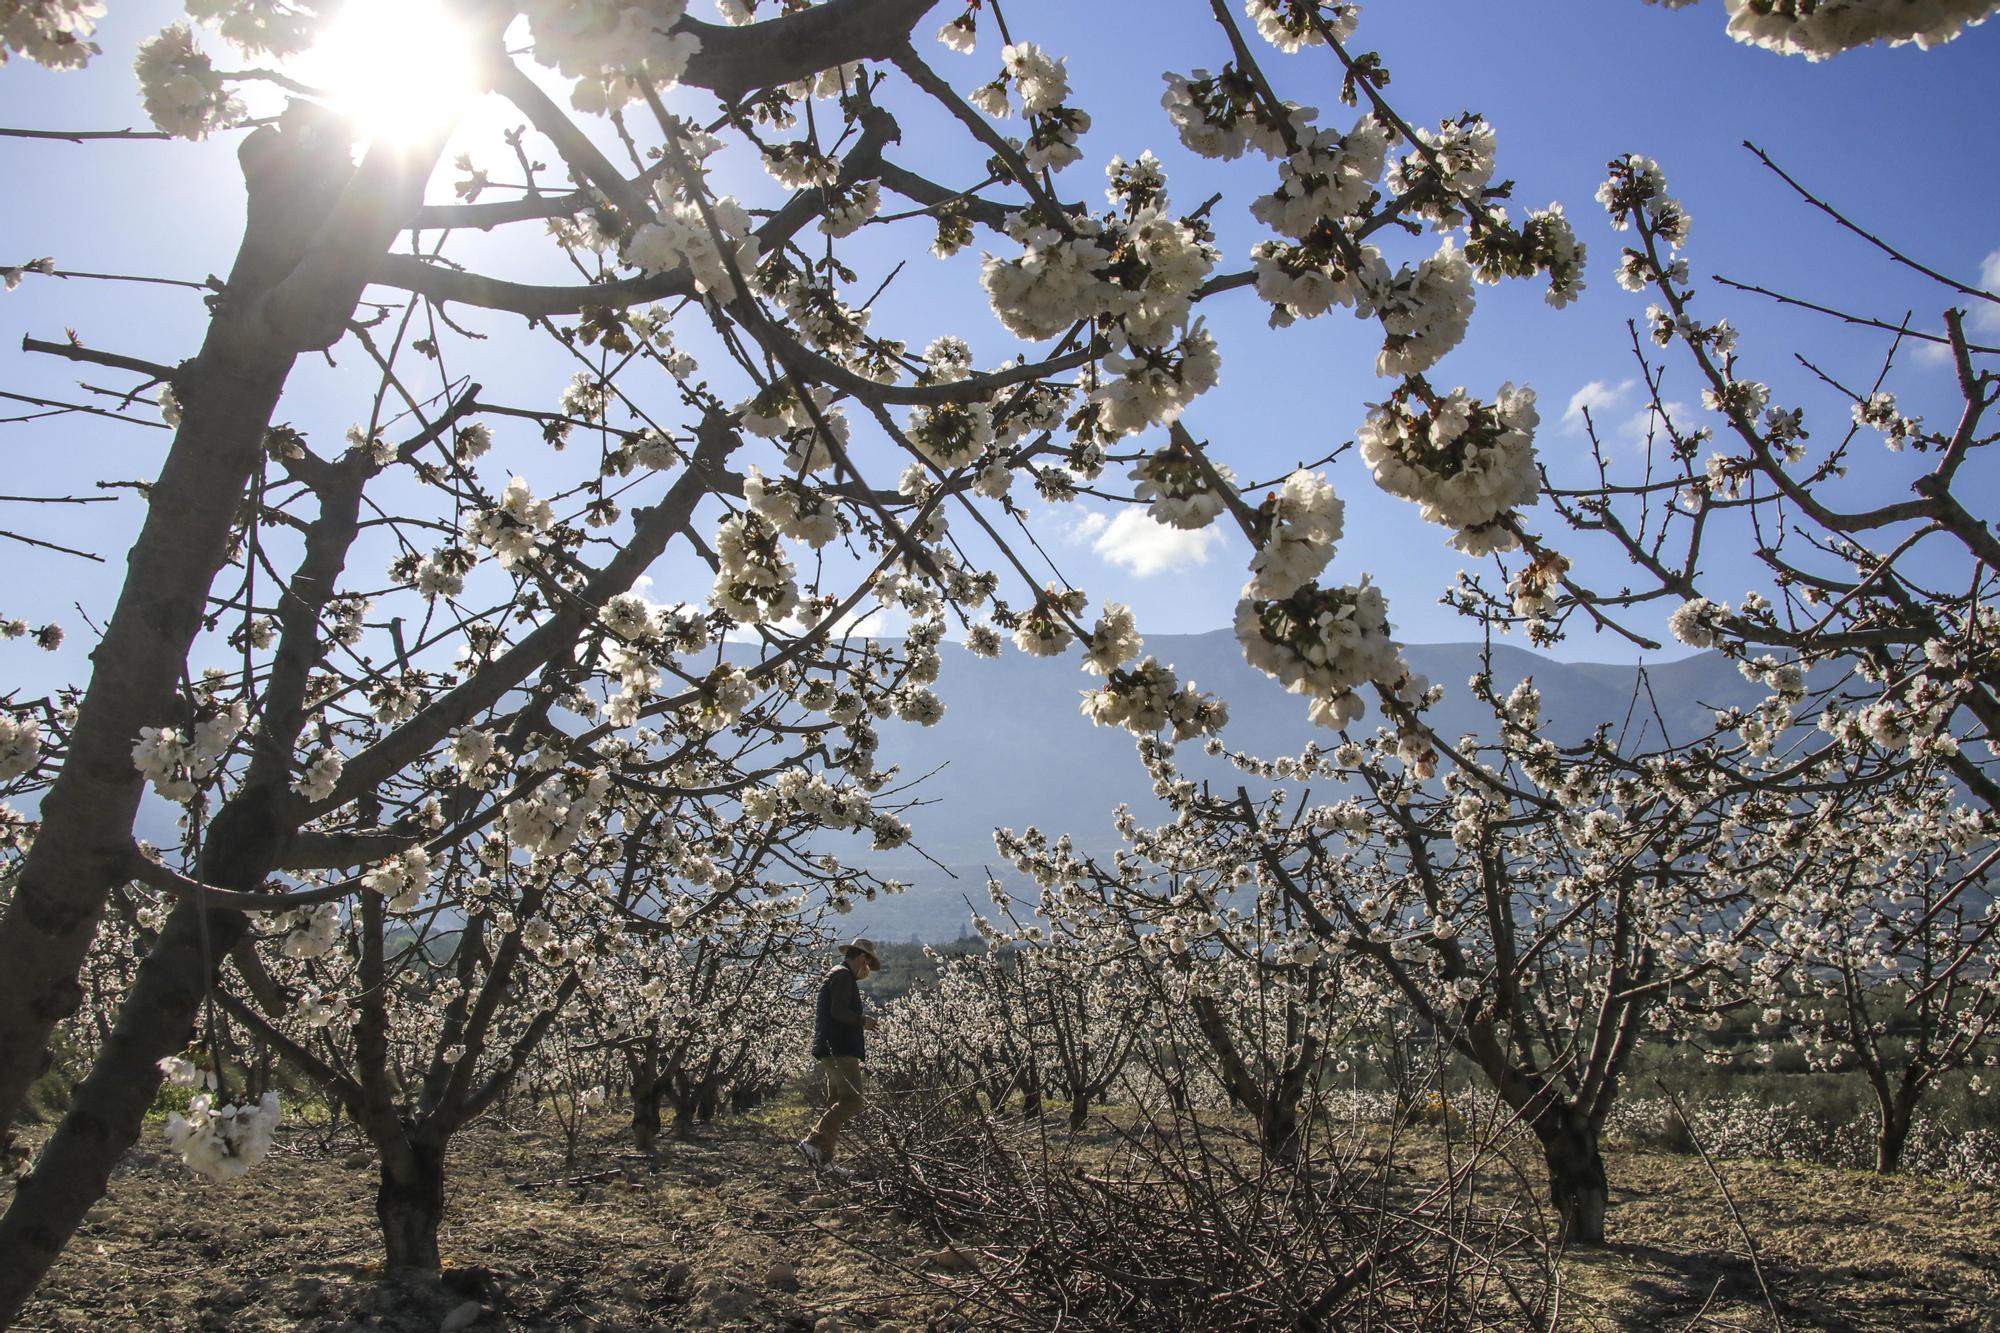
[846,1084,1554,1331]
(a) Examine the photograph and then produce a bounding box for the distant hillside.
[121,632,1804,944]
[844,632,1791,941]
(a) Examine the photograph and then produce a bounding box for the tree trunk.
[0,329,293,1153]
[0,108,453,1321]
[980,1065,1015,1114]
[1068,1090,1090,1130]
[1260,1096,1303,1162]
[632,1085,662,1155]
[1874,1092,1917,1174]
[1537,1116,1609,1246]
[0,897,251,1324]
[376,1135,447,1272]
[0,114,374,1152]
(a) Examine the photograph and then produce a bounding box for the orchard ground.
[15,1097,1998,1333]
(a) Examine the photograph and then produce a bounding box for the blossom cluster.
[1388,114,1497,228]
[1643,0,1998,59]
[291,747,343,802]
[280,902,341,960]
[505,772,610,859]
[1235,579,1403,729]
[0,713,42,782]
[967,42,1092,172]
[1356,382,1540,553]
[361,847,433,912]
[1160,65,1294,161]
[710,510,800,625]
[1080,656,1230,740]
[1091,323,1221,439]
[1250,115,1391,237]
[1245,0,1361,54]
[130,698,248,803]
[134,22,242,140]
[466,477,556,571]
[1130,444,1234,530]
[1,0,103,69]
[163,1089,282,1183]
[739,381,850,474]
[625,190,761,300]
[520,0,702,111]
[981,166,1218,371]
[1246,469,1345,599]
[743,466,839,548]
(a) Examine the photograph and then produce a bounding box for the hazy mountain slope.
[850,632,1785,939]
[120,633,1797,943]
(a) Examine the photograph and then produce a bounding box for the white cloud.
[726,600,909,644]
[1969,248,2000,336]
[1616,399,1693,450]
[1071,508,1221,577]
[813,599,911,643]
[1561,378,1635,435]
[1561,384,1695,452]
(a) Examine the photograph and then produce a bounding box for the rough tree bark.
[1873,1082,1922,1174]
[1533,1107,1610,1247]
[0,109,399,1321]
[0,121,354,1158]
[628,1054,664,1155]
[1190,993,1315,1161]
[376,1133,449,1272]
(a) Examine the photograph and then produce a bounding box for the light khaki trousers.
[806,1056,867,1161]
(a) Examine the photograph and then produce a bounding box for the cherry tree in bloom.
[1469,152,1996,803]
[1753,775,1998,1172]
[870,946,1039,1114]
[574,913,825,1154]
[978,834,1373,1157]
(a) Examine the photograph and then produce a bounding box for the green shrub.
[18,1068,71,1126]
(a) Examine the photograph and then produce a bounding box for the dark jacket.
[812,963,866,1060]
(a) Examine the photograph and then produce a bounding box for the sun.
[293,0,480,147]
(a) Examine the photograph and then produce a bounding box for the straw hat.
[842,937,882,967]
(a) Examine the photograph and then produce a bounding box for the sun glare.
[297,0,479,147]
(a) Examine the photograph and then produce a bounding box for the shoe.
[796,1139,825,1168]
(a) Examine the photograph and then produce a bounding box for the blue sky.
[1,0,1995,713]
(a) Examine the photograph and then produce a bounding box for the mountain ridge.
[840,630,1780,940]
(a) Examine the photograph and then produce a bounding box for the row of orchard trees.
[976,649,1999,1243]
[61,868,830,1269]
[872,677,1997,1247]
[873,919,1364,1151]
[0,0,1994,1319]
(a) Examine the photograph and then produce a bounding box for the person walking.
[798,938,880,1168]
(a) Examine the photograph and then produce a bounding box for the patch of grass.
[19,1068,71,1125]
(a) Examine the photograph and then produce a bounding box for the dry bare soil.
[14,1105,1999,1332]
